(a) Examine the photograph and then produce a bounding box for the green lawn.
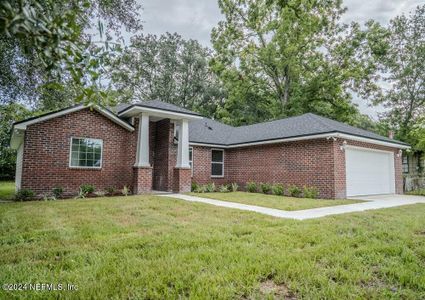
[0,181,14,200]
[0,195,424,299]
[188,191,362,211]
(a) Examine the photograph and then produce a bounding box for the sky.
[136,0,422,118]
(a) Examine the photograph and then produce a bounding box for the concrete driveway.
[162,193,425,220]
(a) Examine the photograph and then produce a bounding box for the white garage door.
[345,147,395,197]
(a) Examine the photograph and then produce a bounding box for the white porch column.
[135,113,150,167]
[176,119,190,168]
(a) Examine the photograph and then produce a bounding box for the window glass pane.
[212,150,223,162]
[211,163,223,176]
[70,138,102,168]
[189,148,193,161]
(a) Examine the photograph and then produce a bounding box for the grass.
[188,191,362,211]
[0,195,424,299]
[407,189,425,196]
[0,181,15,200]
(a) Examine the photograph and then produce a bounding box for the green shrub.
[218,184,229,193]
[121,186,131,196]
[191,182,199,192]
[246,181,257,193]
[52,187,63,199]
[194,185,206,193]
[407,189,425,196]
[15,189,35,201]
[106,187,116,195]
[259,183,272,194]
[80,184,95,194]
[75,187,87,199]
[288,185,302,197]
[230,182,239,192]
[303,186,319,199]
[272,184,284,196]
[205,183,216,193]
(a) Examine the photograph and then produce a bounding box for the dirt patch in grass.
[257,280,297,299]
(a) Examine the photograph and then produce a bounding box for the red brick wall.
[153,119,174,191]
[192,138,403,199]
[21,108,136,196]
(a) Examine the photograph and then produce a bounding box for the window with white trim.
[402,155,409,173]
[211,149,224,177]
[70,138,103,168]
[189,147,193,177]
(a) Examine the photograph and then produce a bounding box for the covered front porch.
[118,104,202,194]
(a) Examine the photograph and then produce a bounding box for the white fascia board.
[335,133,410,150]
[189,132,410,149]
[13,104,134,132]
[118,106,203,121]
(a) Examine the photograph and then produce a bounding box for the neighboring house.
[402,151,425,191]
[10,100,410,199]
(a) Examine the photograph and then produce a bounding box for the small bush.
[106,187,116,195]
[303,186,319,199]
[52,187,63,199]
[272,184,284,196]
[288,185,302,198]
[191,182,199,192]
[205,183,216,193]
[230,182,239,192]
[407,188,425,196]
[260,183,272,194]
[218,184,229,193]
[80,184,95,194]
[75,187,87,199]
[122,186,131,196]
[246,181,257,193]
[194,185,206,193]
[15,189,35,201]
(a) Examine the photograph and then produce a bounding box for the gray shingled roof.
[117,100,201,116]
[189,113,408,146]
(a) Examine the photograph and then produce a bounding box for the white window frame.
[402,155,409,173]
[69,137,103,169]
[211,148,224,178]
[189,147,193,177]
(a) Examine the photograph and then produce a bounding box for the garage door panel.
[345,147,395,196]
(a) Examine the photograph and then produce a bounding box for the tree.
[0,103,31,179]
[0,0,142,109]
[211,0,377,126]
[109,33,224,115]
[368,5,425,147]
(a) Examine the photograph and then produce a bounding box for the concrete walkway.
[159,194,425,220]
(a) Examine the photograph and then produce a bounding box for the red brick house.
[11,100,410,199]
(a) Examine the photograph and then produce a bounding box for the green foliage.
[106,187,116,195]
[15,188,35,201]
[191,182,199,192]
[288,185,302,198]
[80,184,95,194]
[205,183,216,193]
[259,183,272,194]
[211,0,374,126]
[52,187,63,199]
[109,33,224,116]
[246,181,257,193]
[406,189,425,196]
[303,186,319,199]
[230,183,239,192]
[218,184,229,193]
[0,103,32,180]
[75,187,87,199]
[121,186,130,196]
[194,185,206,193]
[271,184,284,196]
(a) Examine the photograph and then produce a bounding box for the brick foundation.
[133,166,153,194]
[173,168,192,193]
